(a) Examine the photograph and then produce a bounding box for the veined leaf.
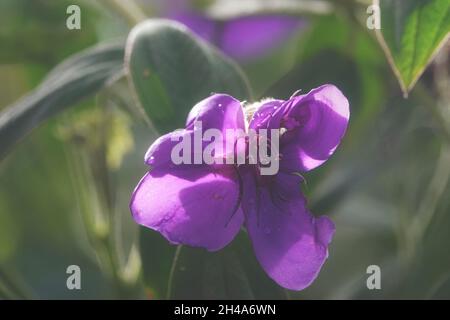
[374,0,450,96]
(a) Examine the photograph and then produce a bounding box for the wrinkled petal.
[248,85,349,173]
[246,99,284,166]
[242,171,334,290]
[130,165,244,251]
[280,85,349,172]
[249,99,284,131]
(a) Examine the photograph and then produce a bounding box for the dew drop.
[264,227,271,235]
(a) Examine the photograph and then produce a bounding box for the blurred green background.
[1,0,450,299]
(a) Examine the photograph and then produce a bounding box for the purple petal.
[242,171,335,290]
[130,165,244,251]
[280,84,349,172]
[167,11,305,60]
[168,11,217,42]
[144,130,193,167]
[219,15,306,60]
[145,94,245,167]
[248,99,284,131]
[186,94,246,162]
[186,93,245,131]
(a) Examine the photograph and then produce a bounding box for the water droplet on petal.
[264,227,271,235]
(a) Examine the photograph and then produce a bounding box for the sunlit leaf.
[374,0,450,95]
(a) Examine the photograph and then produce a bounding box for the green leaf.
[0,42,125,160]
[167,231,285,300]
[125,19,251,133]
[375,0,450,95]
[139,228,177,299]
[140,229,285,299]
[167,246,254,300]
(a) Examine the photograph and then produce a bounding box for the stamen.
[289,89,302,99]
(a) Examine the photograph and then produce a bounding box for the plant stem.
[166,245,182,299]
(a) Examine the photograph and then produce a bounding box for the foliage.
[0,0,449,299]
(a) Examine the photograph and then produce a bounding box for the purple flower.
[169,12,305,60]
[130,84,349,290]
[156,0,306,60]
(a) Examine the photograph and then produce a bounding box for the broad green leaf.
[140,229,285,299]
[0,42,124,160]
[139,228,177,299]
[375,0,450,95]
[125,19,251,133]
[167,231,285,300]
[167,246,254,300]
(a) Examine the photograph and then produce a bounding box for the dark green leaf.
[125,19,251,133]
[167,246,254,299]
[375,0,450,95]
[0,42,125,159]
[167,231,285,300]
[139,227,177,299]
